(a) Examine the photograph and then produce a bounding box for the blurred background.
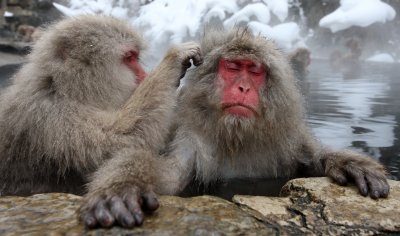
[0,0,399,182]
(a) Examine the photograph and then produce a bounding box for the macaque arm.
[80,146,195,228]
[111,43,202,148]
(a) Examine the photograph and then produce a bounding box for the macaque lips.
[123,50,147,82]
[222,103,257,118]
[218,58,266,118]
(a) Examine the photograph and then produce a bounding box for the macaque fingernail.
[85,217,97,228]
[134,212,144,225]
[122,216,135,228]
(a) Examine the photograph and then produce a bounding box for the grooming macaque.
[80,28,389,229]
[0,15,202,198]
[289,47,311,78]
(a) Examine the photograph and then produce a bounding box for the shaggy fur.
[159,28,388,197]
[78,27,388,229]
[0,15,201,196]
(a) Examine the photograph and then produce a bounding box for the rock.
[1,178,399,235]
[0,194,274,235]
[234,177,400,235]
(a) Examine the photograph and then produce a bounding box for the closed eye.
[123,50,139,63]
[248,66,264,75]
[225,61,240,71]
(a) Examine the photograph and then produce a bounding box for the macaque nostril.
[239,85,250,93]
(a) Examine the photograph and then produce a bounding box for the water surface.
[304,59,400,180]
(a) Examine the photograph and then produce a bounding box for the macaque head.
[30,15,149,107]
[180,27,304,143]
[218,58,266,118]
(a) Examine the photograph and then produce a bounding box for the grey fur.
[0,15,201,196]
[78,27,388,229]
[160,28,389,197]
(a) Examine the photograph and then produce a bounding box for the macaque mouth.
[221,103,257,117]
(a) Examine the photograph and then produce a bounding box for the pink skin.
[218,58,266,118]
[123,50,147,82]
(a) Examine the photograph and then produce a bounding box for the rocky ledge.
[0,177,399,235]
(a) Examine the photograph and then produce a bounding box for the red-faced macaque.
[79,28,389,229]
[289,47,311,79]
[0,14,202,201]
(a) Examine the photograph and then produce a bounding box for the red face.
[123,50,147,83]
[218,58,266,118]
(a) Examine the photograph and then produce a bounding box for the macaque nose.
[238,82,251,93]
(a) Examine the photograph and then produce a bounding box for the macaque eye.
[225,61,240,71]
[123,50,139,63]
[248,66,264,75]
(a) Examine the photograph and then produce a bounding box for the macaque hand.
[167,42,203,78]
[79,182,159,229]
[325,154,390,199]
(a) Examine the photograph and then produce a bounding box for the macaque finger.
[109,196,135,228]
[346,167,368,196]
[142,190,159,211]
[381,179,390,197]
[192,53,203,66]
[124,192,145,225]
[327,166,348,186]
[81,210,98,229]
[94,199,115,228]
[365,174,390,199]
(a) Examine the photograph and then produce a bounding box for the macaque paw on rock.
[80,182,159,229]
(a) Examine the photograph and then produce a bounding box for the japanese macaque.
[80,28,389,229]
[16,24,36,42]
[330,38,362,69]
[0,15,202,197]
[289,47,311,78]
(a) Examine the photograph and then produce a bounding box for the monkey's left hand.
[324,153,390,199]
[79,182,159,229]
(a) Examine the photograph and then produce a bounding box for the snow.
[319,0,396,32]
[53,0,397,65]
[262,0,288,22]
[4,11,14,17]
[223,3,270,28]
[53,0,140,19]
[248,21,300,49]
[366,53,395,63]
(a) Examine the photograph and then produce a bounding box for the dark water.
[1,60,399,199]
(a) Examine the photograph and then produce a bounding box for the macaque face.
[123,50,147,82]
[218,58,266,118]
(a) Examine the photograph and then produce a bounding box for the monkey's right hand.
[79,182,159,229]
[166,42,203,79]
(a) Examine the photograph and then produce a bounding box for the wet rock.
[234,177,400,235]
[1,178,399,235]
[0,194,274,235]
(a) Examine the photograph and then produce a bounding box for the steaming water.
[0,60,399,199]
[305,59,400,181]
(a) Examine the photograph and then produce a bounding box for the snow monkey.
[288,47,311,78]
[79,28,389,229]
[0,15,202,198]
